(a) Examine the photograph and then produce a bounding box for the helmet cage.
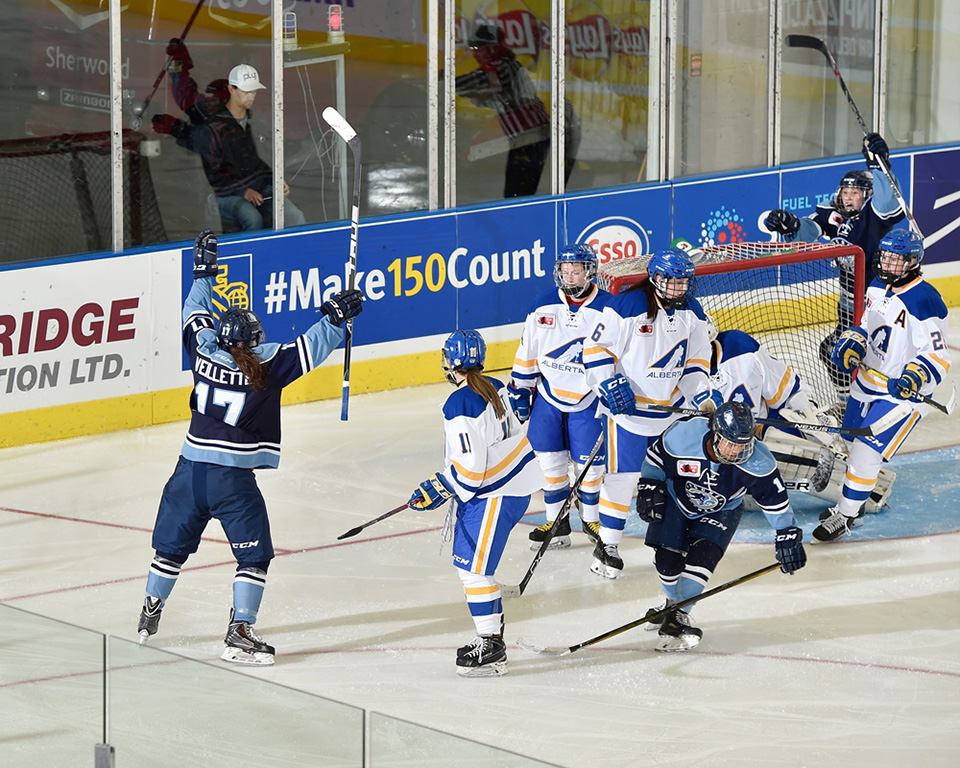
[442,330,486,385]
[711,401,756,465]
[647,248,695,309]
[833,170,873,217]
[554,243,598,299]
[216,309,265,350]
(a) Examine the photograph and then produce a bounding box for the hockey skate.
[813,506,864,542]
[589,542,623,579]
[643,600,670,632]
[655,608,702,652]
[579,516,602,546]
[221,610,276,665]
[138,596,163,645]
[528,515,571,550]
[456,634,507,677]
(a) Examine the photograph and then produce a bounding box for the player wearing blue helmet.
[510,244,613,551]
[816,229,951,541]
[409,330,544,677]
[136,230,363,665]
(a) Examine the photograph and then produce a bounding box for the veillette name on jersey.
[195,357,248,387]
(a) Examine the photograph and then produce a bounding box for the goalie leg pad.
[765,431,835,494]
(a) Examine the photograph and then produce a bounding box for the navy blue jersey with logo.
[179,277,344,469]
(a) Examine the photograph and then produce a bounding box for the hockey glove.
[165,38,193,73]
[506,382,534,423]
[409,473,455,511]
[831,327,867,373]
[887,361,929,400]
[764,209,801,237]
[152,113,181,136]
[692,388,724,414]
[193,229,218,279]
[636,478,667,524]
[321,289,364,327]
[598,374,637,416]
[862,132,890,169]
[774,526,806,575]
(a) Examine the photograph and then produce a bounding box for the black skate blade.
[515,637,572,656]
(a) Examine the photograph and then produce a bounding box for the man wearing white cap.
[193,64,306,232]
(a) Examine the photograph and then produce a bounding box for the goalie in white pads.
[583,248,717,579]
[637,401,807,652]
[707,321,896,513]
[509,244,613,550]
[408,330,544,677]
[814,229,951,541]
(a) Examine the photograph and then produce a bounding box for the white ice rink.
[2,312,959,767]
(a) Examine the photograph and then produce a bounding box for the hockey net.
[0,130,166,263]
[597,241,865,414]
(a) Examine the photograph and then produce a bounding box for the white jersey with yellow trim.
[511,284,614,412]
[442,378,545,501]
[583,288,712,436]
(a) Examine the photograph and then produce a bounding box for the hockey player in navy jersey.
[137,230,363,664]
[582,247,717,579]
[408,330,545,677]
[814,229,951,542]
[509,243,613,550]
[637,401,807,651]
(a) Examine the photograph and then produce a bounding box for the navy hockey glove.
[321,289,364,327]
[598,374,637,416]
[887,361,929,400]
[831,327,867,373]
[862,132,889,169]
[764,209,800,237]
[692,388,724,414]
[506,382,533,423]
[409,473,455,510]
[193,229,218,279]
[636,478,667,524]
[775,526,806,575]
[165,38,193,73]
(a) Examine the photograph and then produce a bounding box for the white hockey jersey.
[583,288,712,436]
[511,284,613,412]
[853,276,951,416]
[442,378,545,502]
[711,330,813,419]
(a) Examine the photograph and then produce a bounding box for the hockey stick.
[500,432,605,599]
[130,0,207,130]
[858,364,957,415]
[517,562,783,656]
[322,106,362,421]
[337,503,409,540]
[637,402,904,437]
[785,34,923,237]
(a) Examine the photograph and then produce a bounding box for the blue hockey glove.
[636,478,667,524]
[193,229,218,279]
[598,374,637,416]
[862,132,889,169]
[764,209,800,237]
[831,327,867,373]
[775,526,806,575]
[692,388,724,414]
[321,289,364,327]
[409,473,455,511]
[506,382,534,423]
[887,361,929,400]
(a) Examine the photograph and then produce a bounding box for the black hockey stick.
[516,562,782,656]
[859,364,957,415]
[786,34,923,237]
[130,0,207,130]
[337,503,409,540]
[322,107,362,421]
[500,431,605,599]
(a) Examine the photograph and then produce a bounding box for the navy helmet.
[442,329,486,385]
[647,247,695,308]
[216,308,265,350]
[834,169,873,217]
[554,243,598,299]
[876,228,923,285]
[711,401,756,465]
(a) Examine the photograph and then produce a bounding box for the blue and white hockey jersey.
[643,416,797,530]
[180,277,344,469]
[511,284,613,412]
[442,378,545,502]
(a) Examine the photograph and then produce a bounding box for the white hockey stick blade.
[499,583,521,599]
[322,106,357,143]
[944,386,957,416]
[869,402,913,435]
[516,637,571,656]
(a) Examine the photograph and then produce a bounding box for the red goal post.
[597,241,866,413]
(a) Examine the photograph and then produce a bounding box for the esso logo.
[576,217,650,264]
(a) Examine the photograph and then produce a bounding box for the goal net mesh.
[0,130,166,263]
[597,241,865,414]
